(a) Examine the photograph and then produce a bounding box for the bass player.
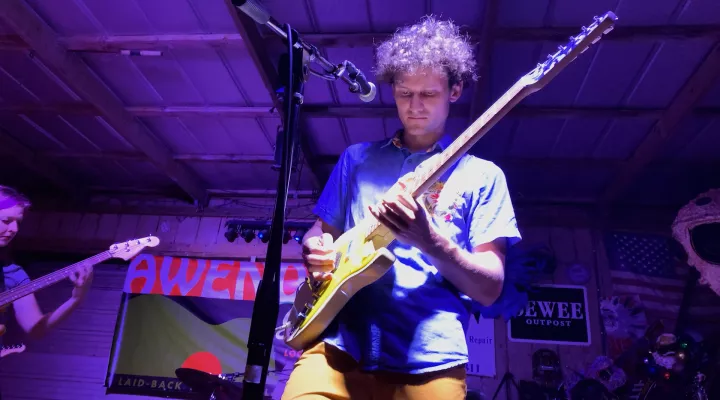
[0,185,93,345]
[282,16,522,399]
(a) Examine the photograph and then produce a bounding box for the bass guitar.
[0,236,159,336]
[284,12,619,350]
[0,343,25,358]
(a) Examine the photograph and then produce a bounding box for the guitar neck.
[409,79,530,197]
[0,251,110,307]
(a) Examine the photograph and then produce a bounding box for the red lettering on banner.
[156,257,208,296]
[124,256,306,303]
[127,254,156,293]
[198,260,239,299]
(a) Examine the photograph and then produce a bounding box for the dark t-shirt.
[3,264,30,291]
[1,264,30,350]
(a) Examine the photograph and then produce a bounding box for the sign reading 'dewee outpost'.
[508,284,591,346]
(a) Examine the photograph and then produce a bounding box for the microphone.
[232,0,377,103]
[344,61,377,103]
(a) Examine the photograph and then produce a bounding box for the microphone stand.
[231,2,376,398]
[240,24,306,400]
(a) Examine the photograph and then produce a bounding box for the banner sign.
[508,284,591,346]
[104,254,308,399]
[105,254,497,398]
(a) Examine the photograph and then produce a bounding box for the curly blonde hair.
[374,15,478,86]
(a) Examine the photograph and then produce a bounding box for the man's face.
[392,67,463,138]
[0,205,24,247]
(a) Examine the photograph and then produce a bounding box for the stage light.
[258,228,270,243]
[293,228,307,243]
[282,230,292,244]
[224,220,241,242]
[240,228,256,243]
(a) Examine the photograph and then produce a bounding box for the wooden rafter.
[37,150,720,173]
[495,24,720,42]
[223,0,324,186]
[25,196,681,233]
[0,0,208,205]
[3,103,720,119]
[1,25,717,51]
[601,42,720,205]
[0,129,80,193]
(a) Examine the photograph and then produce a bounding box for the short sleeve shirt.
[313,132,522,374]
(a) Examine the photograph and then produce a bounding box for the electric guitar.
[0,236,160,336]
[284,12,619,350]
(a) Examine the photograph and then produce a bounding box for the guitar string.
[0,251,112,304]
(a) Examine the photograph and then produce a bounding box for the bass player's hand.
[302,232,336,281]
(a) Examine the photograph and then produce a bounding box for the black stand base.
[492,372,521,400]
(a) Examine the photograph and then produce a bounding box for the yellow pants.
[281,342,467,400]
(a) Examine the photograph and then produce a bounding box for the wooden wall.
[0,210,612,400]
[468,226,609,399]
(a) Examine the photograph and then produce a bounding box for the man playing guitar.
[0,185,93,345]
[281,16,522,399]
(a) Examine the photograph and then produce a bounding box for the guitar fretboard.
[0,251,111,306]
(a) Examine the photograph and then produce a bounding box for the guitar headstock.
[523,12,618,89]
[0,343,26,358]
[109,236,160,261]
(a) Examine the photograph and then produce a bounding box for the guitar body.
[284,223,396,350]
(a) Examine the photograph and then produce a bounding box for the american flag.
[604,231,720,337]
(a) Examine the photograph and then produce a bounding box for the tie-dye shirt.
[313,132,522,374]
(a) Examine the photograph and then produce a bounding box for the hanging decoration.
[565,355,627,397]
[600,295,648,359]
[672,188,720,297]
[635,330,715,399]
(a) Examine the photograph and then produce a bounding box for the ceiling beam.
[265,24,720,47]
[25,194,681,232]
[3,103,720,119]
[223,1,324,186]
[601,42,720,205]
[0,129,81,193]
[495,24,720,42]
[1,25,717,52]
[41,150,720,172]
[0,0,209,205]
[61,33,247,52]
